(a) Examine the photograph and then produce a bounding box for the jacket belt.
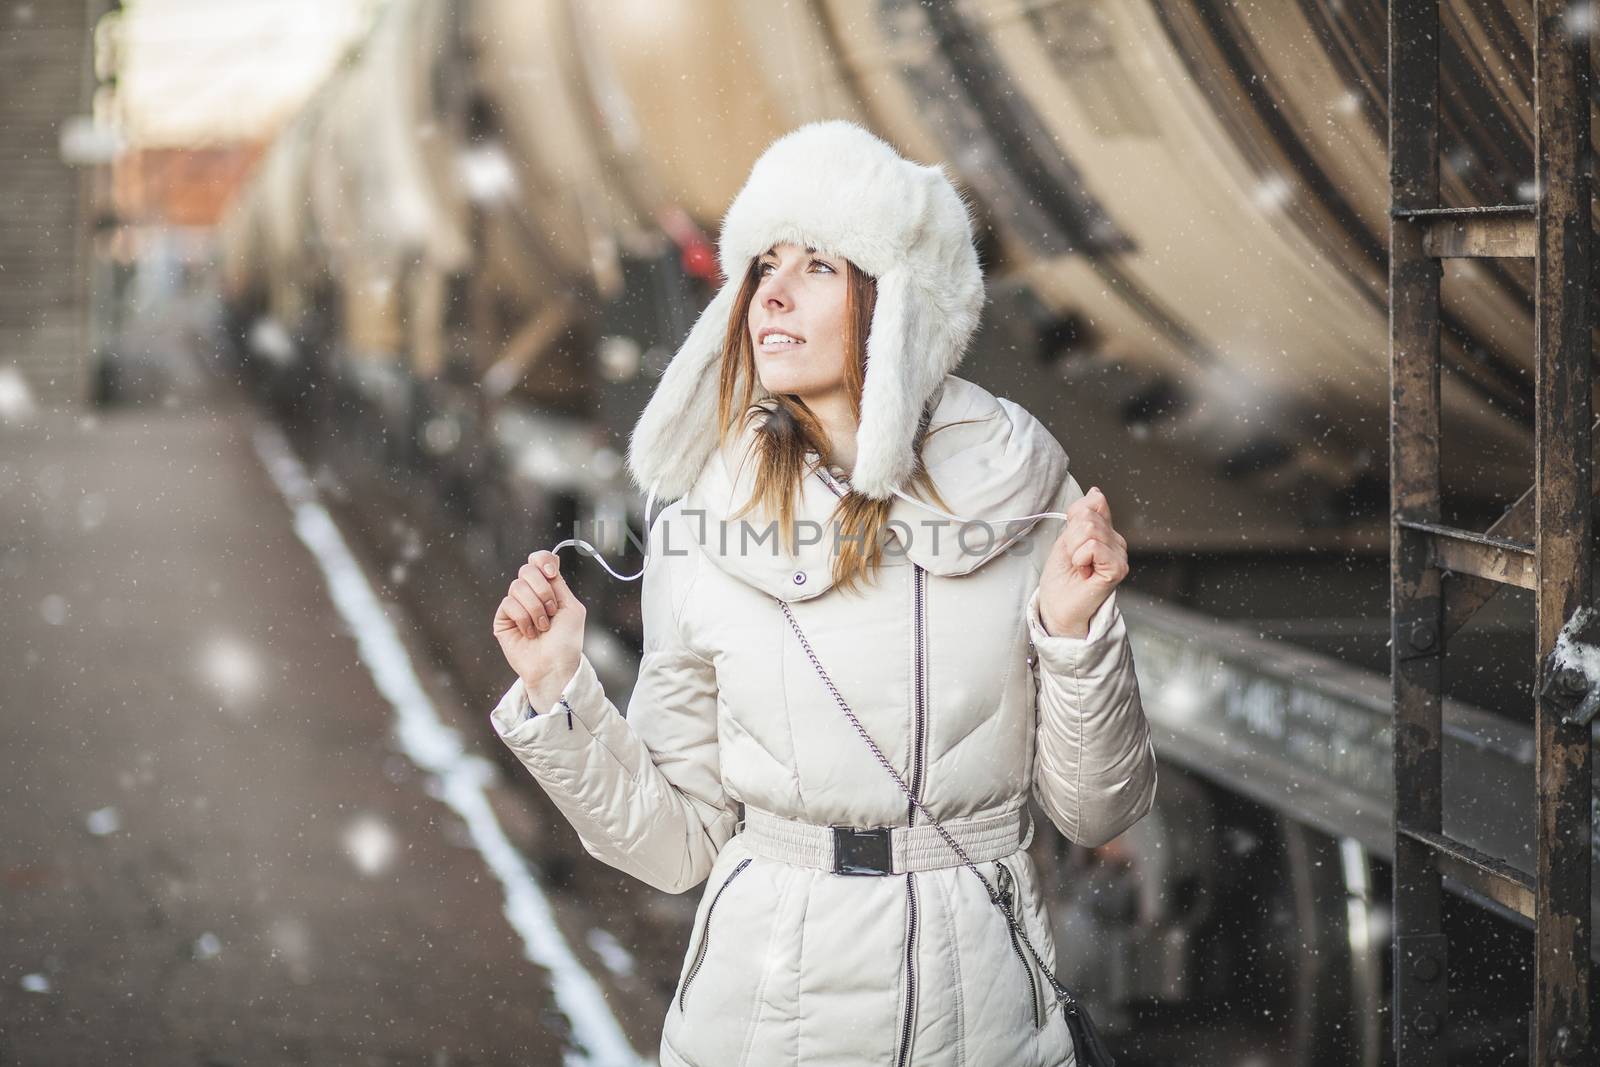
[736,802,1033,875]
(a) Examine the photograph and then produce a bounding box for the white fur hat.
[625,119,985,502]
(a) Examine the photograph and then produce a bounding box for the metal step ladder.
[1388,1,1594,1062]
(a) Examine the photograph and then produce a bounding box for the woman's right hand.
[493,549,586,703]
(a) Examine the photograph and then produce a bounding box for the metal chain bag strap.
[774,596,1117,1067]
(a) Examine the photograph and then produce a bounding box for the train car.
[217,92,327,415]
[214,3,1589,1062]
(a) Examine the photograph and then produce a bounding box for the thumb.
[1082,486,1110,517]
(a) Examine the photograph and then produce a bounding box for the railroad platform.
[0,388,660,1065]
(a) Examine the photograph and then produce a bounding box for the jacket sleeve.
[486,506,736,894]
[1025,473,1158,849]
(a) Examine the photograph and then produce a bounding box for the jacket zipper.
[677,857,752,1012]
[996,860,1042,1028]
[895,873,920,1067]
[908,563,927,825]
[814,472,927,1064]
[895,563,928,1067]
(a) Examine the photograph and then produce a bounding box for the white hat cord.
[545,480,1072,584]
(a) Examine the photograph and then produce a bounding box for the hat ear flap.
[627,274,742,499]
[852,265,947,501]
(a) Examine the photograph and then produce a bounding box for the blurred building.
[112,145,265,230]
[0,0,383,413]
[0,1,108,412]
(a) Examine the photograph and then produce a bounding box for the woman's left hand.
[1037,486,1129,638]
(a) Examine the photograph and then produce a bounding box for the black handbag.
[774,596,1118,1067]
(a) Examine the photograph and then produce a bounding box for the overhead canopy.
[114,0,380,148]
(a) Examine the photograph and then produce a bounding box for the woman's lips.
[758,337,806,353]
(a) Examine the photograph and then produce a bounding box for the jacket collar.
[679,375,1071,602]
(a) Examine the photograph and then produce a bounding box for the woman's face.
[746,242,850,401]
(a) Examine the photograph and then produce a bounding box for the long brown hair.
[708,255,962,595]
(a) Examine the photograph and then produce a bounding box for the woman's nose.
[762,282,791,311]
[760,265,798,308]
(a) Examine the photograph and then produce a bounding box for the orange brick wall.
[112,143,266,228]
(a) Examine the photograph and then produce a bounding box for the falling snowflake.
[193,932,222,960]
[343,812,399,875]
[198,635,264,711]
[1251,173,1294,213]
[86,806,121,836]
[39,595,68,626]
[0,364,37,421]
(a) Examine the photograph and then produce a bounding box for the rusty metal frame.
[1389,1,1593,1063]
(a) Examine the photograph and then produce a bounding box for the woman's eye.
[757,260,834,277]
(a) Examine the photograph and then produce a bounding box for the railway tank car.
[217,91,329,415]
[216,3,1587,1063]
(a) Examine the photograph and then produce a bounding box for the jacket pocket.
[995,859,1043,1029]
[678,857,753,1012]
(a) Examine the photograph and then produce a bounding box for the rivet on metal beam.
[1409,621,1437,651]
[1409,954,1441,983]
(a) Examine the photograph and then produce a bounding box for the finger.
[494,597,522,636]
[1057,514,1096,556]
[531,550,574,609]
[501,595,536,640]
[510,578,552,632]
[1065,495,1109,534]
[1079,511,1121,547]
[1083,486,1112,524]
[1089,518,1126,555]
[529,550,561,582]
[1069,536,1118,576]
[1069,537,1096,571]
[518,579,563,630]
[1072,538,1128,583]
[517,562,559,615]
[547,564,576,608]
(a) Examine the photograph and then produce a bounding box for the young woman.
[488,120,1155,1067]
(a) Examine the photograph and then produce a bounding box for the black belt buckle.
[831,825,894,875]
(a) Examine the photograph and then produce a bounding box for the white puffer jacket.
[490,374,1158,1067]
